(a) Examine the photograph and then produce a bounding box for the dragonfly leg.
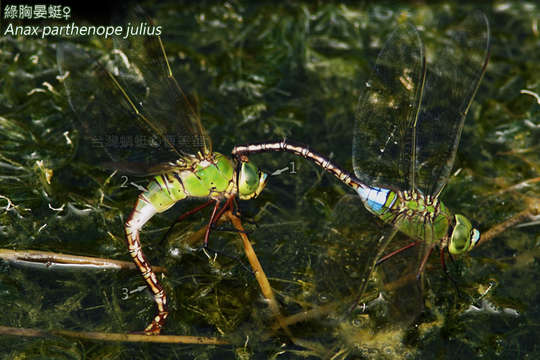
[416,244,435,280]
[440,246,448,274]
[203,196,236,245]
[203,200,221,246]
[159,199,215,246]
[376,241,418,266]
[226,197,258,229]
[210,201,250,233]
[200,246,254,274]
[196,196,255,273]
[447,250,456,265]
[440,246,462,292]
[213,196,235,226]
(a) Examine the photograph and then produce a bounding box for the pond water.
[0,1,539,359]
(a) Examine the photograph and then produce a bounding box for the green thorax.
[380,190,452,245]
[143,152,235,213]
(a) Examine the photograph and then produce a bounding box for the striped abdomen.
[124,152,236,334]
[233,140,362,190]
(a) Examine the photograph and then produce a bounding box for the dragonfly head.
[236,157,268,200]
[448,214,480,255]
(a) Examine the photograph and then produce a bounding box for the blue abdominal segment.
[356,186,394,214]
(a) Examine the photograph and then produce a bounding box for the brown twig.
[225,210,294,338]
[490,177,540,196]
[0,326,228,344]
[478,208,538,247]
[167,210,293,337]
[270,272,417,330]
[0,249,166,273]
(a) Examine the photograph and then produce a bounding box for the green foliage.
[0,1,539,359]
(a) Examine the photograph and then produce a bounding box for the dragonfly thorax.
[357,185,453,245]
[397,190,441,222]
[390,189,456,245]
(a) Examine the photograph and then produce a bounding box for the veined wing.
[414,12,490,196]
[353,23,425,191]
[328,196,423,329]
[57,20,210,173]
[107,27,212,158]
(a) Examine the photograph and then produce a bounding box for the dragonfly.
[57,29,267,334]
[233,13,491,297]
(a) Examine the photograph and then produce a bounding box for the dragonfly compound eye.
[238,161,266,199]
[448,214,476,255]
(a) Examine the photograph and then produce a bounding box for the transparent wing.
[328,196,423,328]
[108,29,212,157]
[415,12,490,196]
[57,23,210,173]
[353,23,425,191]
[376,229,424,326]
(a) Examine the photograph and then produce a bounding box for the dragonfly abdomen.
[233,140,362,190]
[123,152,237,334]
[356,185,398,217]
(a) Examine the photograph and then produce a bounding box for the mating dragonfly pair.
[58,12,490,334]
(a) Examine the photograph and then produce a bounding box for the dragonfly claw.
[144,312,168,335]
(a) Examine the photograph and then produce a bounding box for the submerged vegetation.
[0,1,539,359]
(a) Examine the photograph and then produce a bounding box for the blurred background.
[0,1,539,359]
